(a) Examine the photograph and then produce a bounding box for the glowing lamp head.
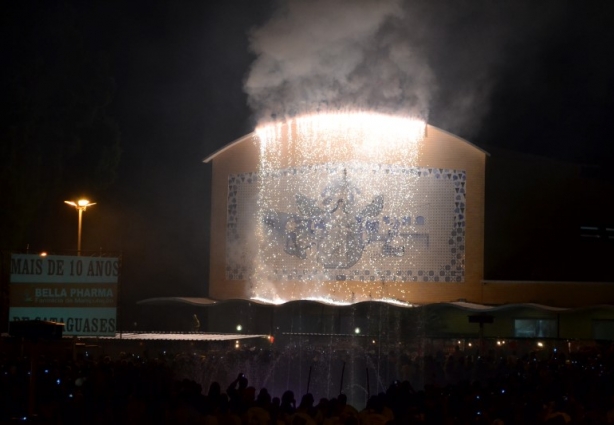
[354,327,360,334]
[236,324,242,331]
[65,199,96,210]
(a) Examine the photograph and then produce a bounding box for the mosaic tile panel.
[226,163,466,282]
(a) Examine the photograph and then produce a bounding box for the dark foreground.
[1,338,614,424]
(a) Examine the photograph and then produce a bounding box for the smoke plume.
[244,0,565,138]
[244,0,434,123]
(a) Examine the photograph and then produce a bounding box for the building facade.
[204,115,487,305]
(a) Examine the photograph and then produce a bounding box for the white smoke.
[244,0,435,122]
[244,0,563,138]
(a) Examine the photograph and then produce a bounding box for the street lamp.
[64,199,96,255]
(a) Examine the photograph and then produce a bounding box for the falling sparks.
[255,112,426,166]
[249,111,427,304]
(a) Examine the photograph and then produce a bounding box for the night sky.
[3,1,614,312]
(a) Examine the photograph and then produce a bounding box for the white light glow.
[250,296,287,305]
[303,296,352,306]
[378,298,415,307]
[251,295,414,308]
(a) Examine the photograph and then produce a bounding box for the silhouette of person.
[192,314,200,332]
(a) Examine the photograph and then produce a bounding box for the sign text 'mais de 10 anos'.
[9,254,119,336]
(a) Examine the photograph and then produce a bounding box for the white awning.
[97,332,269,341]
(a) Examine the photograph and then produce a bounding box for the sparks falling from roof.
[250,111,426,304]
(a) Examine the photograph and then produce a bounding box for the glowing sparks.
[248,112,427,304]
[255,111,426,165]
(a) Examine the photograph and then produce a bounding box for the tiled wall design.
[226,163,466,283]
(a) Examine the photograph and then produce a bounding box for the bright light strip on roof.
[256,111,426,162]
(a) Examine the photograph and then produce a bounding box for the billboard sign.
[9,254,119,336]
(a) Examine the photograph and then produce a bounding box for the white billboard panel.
[9,254,119,336]
[8,307,117,336]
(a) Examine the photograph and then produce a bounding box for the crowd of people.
[2,342,614,424]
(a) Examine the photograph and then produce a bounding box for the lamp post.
[64,199,96,256]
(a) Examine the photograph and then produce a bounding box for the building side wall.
[209,125,486,304]
[482,281,614,308]
[424,306,614,340]
[209,135,260,300]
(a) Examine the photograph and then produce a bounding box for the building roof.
[137,296,614,312]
